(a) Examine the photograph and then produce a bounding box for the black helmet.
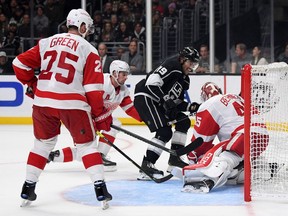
[179,47,200,62]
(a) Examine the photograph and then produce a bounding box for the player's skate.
[47,150,60,163]
[101,153,117,172]
[137,157,164,181]
[182,179,215,193]
[20,181,37,207]
[167,154,189,172]
[94,180,112,210]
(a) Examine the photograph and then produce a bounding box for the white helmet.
[66,8,94,37]
[109,60,130,85]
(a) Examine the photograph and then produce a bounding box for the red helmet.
[200,82,222,102]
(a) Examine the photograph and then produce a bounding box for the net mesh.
[249,62,288,199]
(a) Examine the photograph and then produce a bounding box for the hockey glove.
[26,76,38,99]
[162,95,178,120]
[188,102,201,114]
[187,151,198,164]
[94,114,113,132]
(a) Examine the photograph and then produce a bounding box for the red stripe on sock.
[27,152,47,170]
[63,147,73,162]
[82,152,102,169]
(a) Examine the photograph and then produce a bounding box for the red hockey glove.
[25,76,38,99]
[95,114,113,132]
[187,151,198,164]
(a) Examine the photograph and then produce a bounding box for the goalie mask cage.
[242,62,288,202]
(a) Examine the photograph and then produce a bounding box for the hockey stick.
[167,113,195,126]
[110,124,203,156]
[96,131,173,183]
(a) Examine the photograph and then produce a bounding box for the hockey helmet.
[200,82,222,102]
[66,9,94,37]
[109,60,130,85]
[179,47,200,63]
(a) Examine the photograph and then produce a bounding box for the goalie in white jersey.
[47,60,142,171]
[181,82,269,193]
[12,9,113,207]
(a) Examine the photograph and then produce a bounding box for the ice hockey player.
[133,47,201,180]
[182,82,269,193]
[12,8,112,208]
[48,60,142,172]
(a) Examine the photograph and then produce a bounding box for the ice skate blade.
[181,185,209,194]
[20,199,32,207]
[101,200,109,210]
[104,166,117,172]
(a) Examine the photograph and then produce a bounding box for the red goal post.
[241,62,288,202]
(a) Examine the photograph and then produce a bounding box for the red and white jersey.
[191,94,245,146]
[94,74,141,122]
[12,33,104,117]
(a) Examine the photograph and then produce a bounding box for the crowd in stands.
[0,0,288,75]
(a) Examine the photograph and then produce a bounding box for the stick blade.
[175,137,203,156]
[153,174,173,183]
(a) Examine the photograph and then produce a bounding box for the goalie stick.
[110,124,203,156]
[96,131,173,183]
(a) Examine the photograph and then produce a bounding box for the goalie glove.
[25,76,38,99]
[162,95,178,120]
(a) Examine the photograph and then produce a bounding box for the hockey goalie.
[181,82,269,193]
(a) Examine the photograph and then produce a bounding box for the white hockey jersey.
[94,74,141,122]
[191,94,267,147]
[13,33,104,117]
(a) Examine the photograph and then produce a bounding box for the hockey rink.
[1,124,288,216]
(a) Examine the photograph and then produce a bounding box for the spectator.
[133,7,145,27]
[101,21,114,42]
[44,0,63,35]
[132,21,145,44]
[98,42,114,74]
[12,5,24,23]
[231,43,252,73]
[276,42,288,64]
[1,20,20,55]
[110,14,119,32]
[152,10,163,33]
[119,3,134,30]
[18,13,33,51]
[0,13,9,40]
[164,2,178,18]
[196,44,220,73]
[0,51,13,74]
[18,13,30,37]
[102,2,114,23]
[114,21,132,42]
[113,46,125,60]
[251,46,268,65]
[121,39,144,74]
[152,0,164,16]
[90,10,103,48]
[33,5,49,37]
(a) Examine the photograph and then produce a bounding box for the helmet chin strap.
[112,74,122,86]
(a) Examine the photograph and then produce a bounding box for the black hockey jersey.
[135,55,190,111]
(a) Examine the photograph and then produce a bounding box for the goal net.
[242,62,288,201]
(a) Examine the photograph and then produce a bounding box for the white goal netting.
[249,62,288,200]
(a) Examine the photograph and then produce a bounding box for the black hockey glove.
[162,95,178,120]
[188,102,201,114]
